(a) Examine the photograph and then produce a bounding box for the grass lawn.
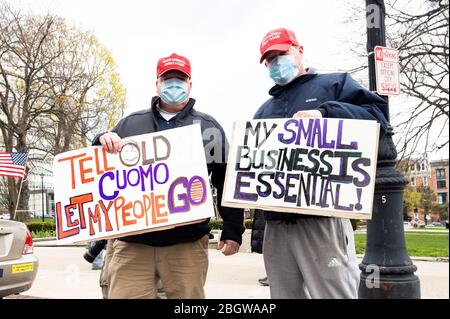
[354,232,449,257]
[31,230,56,238]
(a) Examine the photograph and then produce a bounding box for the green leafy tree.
[403,186,422,220]
[418,186,437,218]
[432,203,449,221]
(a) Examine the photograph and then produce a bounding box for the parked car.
[411,218,425,228]
[429,221,444,227]
[0,219,39,298]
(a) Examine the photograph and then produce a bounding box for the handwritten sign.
[53,124,215,244]
[222,118,380,219]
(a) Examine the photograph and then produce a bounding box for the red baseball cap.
[157,53,191,78]
[259,28,299,63]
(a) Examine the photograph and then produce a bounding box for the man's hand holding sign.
[99,132,123,154]
[293,110,323,119]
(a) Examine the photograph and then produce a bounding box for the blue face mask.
[160,78,189,105]
[268,55,299,85]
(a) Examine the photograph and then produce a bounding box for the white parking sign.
[374,46,400,96]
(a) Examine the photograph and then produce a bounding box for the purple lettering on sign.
[322,119,336,149]
[168,176,190,213]
[234,172,258,202]
[334,184,354,211]
[336,120,358,150]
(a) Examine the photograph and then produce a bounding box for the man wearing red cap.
[92,53,244,299]
[254,28,390,299]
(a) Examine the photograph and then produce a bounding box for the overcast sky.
[5,0,448,160]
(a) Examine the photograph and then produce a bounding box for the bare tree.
[343,0,449,161]
[387,0,449,160]
[0,2,126,220]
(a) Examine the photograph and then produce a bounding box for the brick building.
[429,159,449,220]
[398,156,449,223]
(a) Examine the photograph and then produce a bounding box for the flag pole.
[12,155,29,221]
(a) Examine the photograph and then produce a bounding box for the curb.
[33,237,57,242]
[33,237,86,247]
[355,254,448,263]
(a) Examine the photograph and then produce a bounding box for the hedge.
[26,222,56,233]
[210,219,358,231]
[26,219,355,233]
[209,220,254,230]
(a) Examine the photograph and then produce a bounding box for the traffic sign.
[374,46,400,96]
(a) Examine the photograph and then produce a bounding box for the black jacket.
[250,210,266,254]
[254,71,389,221]
[92,97,245,246]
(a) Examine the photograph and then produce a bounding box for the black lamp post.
[40,173,44,222]
[358,0,421,298]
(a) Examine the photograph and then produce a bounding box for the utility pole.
[359,0,421,298]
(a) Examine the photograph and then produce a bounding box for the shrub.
[210,220,254,230]
[209,220,223,230]
[350,219,360,231]
[26,222,56,233]
[245,219,253,229]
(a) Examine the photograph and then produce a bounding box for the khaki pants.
[108,235,209,299]
[99,239,115,299]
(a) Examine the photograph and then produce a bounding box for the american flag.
[0,152,28,179]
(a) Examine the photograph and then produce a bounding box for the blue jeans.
[92,250,104,269]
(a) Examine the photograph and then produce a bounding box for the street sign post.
[374,46,400,96]
[360,0,420,299]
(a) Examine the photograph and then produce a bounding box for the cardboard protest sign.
[222,118,380,219]
[53,124,215,244]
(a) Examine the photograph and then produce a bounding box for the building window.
[437,193,447,205]
[423,177,428,186]
[436,168,446,180]
[421,163,425,171]
[411,177,416,186]
[416,163,421,171]
[437,180,446,189]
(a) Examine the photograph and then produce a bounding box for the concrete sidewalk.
[18,246,450,299]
